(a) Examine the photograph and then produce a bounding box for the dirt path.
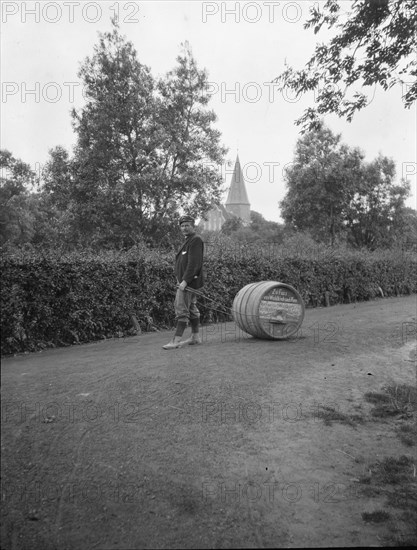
[1,296,416,549]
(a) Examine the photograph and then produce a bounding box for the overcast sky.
[1,0,416,222]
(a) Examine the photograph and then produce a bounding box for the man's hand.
[179,280,187,291]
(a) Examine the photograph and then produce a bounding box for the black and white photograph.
[1,1,416,548]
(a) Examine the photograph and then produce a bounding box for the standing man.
[163,215,204,350]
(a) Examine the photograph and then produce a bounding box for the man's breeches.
[174,288,200,323]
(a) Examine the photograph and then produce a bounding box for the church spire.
[225,155,250,206]
[225,155,251,222]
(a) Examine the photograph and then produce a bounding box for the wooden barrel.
[232,281,305,340]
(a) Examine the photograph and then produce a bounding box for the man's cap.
[179,215,195,225]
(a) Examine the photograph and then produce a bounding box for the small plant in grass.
[362,510,391,523]
[396,423,417,447]
[385,384,417,414]
[314,405,364,427]
[364,392,391,405]
[386,486,417,510]
[360,486,381,497]
[365,384,417,419]
[358,474,372,485]
[370,455,415,485]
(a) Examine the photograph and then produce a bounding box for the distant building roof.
[225,155,250,206]
[200,202,237,231]
[218,203,236,220]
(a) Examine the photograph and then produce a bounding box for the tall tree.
[0,150,38,245]
[274,0,417,130]
[280,125,363,244]
[42,146,74,211]
[154,43,226,238]
[42,145,91,247]
[247,211,284,242]
[401,207,417,249]
[65,22,226,247]
[345,154,411,248]
[70,20,158,247]
[280,124,410,248]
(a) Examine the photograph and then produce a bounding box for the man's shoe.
[179,335,202,346]
[162,339,182,350]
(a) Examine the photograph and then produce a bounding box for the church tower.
[225,155,251,223]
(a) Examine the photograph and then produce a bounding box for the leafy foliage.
[280,124,411,248]
[345,154,411,248]
[220,216,244,235]
[1,246,174,354]
[0,150,39,245]
[201,211,285,242]
[274,0,417,130]
[41,22,227,248]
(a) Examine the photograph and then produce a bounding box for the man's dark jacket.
[175,233,204,289]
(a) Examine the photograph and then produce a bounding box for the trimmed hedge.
[1,245,416,355]
[1,248,175,354]
[202,246,416,321]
